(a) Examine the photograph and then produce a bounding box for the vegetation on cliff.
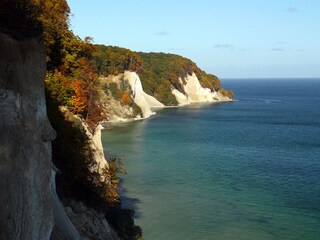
[219,88,234,99]
[92,48,233,105]
[46,99,142,239]
[4,1,232,239]
[138,52,223,105]
[17,0,142,239]
[101,77,143,119]
[94,45,143,76]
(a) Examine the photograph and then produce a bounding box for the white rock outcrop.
[172,72,231,105]
[103,71,231,122]
[172,88,189,105]
[102,71,165,121]
[87,124,108,172]
[124,71,164,117]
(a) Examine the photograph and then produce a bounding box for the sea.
[101,79,320,240]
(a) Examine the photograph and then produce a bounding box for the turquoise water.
[102,79,320,240]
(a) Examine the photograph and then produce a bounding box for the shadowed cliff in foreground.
[0,1,55,239]
[0,2,137,239]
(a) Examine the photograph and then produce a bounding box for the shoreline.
[103,98,234,126]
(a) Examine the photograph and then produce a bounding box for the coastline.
[103,98,234,125]
[100,79,320,239]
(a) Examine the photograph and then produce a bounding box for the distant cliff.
[93,46,233,121]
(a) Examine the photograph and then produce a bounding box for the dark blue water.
[102,79,320,239]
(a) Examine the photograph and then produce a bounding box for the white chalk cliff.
[102,71,164,121]
[125,71,164,117]
[103,71,231,122]
[83,122,108,172]
[172,72,231,105]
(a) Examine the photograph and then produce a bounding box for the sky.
[67,0,320,78]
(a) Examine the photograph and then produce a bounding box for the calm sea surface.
[101,79,320,240]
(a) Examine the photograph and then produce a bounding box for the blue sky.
[67,0,320,78]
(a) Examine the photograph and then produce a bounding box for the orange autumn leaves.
[120,92,133,106]
[69,80,88,114]
[46,56,98,116]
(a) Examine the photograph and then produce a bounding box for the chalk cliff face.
[172,72,231,105]
[80,117,108,172]
[125,71,164,117]
[102,71,231,121]
[101,71,164,121]
[0,32,55,239]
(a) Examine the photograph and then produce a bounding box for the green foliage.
[45,70,74,107]
[92,46,228,105]
[219,88,234,99]
[137,52,193,96]
[196,71,221,91]
[105,82,122,101]
[94,45,143,76]
[137,52,222,105]
[138,52,221,91]
[154,82,177,105]
[38,0,71,70]
[131,102,143,117]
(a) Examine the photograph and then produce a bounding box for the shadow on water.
[102,122,146,219]
[119,179,142,219]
